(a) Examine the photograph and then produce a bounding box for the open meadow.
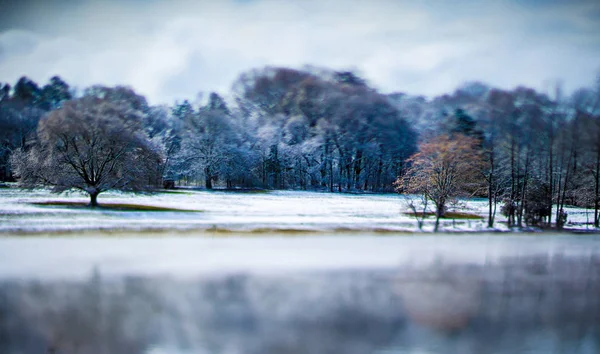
[1,187,597,234]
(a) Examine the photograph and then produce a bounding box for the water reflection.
[1,254,599,354]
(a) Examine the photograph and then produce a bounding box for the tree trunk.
[555,170,563,227]
[509,137,516,227]
[595,150,600,228]
[338,155,343,192]
[548,120,554,227]
[434,201,445,232]
[346,161,351,190]
[263,158,267,187]
[434,211,441,232]
[487,148,495,228]
[488,176,494,228]
[557,148,574,230]
[89,191,99,207]
[517,145,530,228]
[329,158,333,193]
[376,158,383,191]
[354,149,362,190]
[322,143,329,189]
[205,167,213,190]
[516,143,523,228]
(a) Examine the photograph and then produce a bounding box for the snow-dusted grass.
[403,211,484,219]
[32,200,203,212]
[0,187,596,234]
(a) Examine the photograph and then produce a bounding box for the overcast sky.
[0,0,599,104]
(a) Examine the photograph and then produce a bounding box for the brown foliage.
[395,134,486,229]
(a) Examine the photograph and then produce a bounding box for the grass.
[404,211,484,220]
[32,201,203,212]
[202,226,320,235]
[169,187,271,194]
[157,190,194,195]
[213,188,271,194]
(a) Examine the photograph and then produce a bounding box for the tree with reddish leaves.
[396,134,486,231]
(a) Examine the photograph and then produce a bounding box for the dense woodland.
[1,66,599,228]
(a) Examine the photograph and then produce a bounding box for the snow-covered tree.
[177,95,241,189]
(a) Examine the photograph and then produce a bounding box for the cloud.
[0,0,598,104]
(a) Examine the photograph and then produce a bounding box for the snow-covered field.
[0,187,596,234]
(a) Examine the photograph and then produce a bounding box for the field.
[1,187,597,234]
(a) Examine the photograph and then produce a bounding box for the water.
[1,234,599,353]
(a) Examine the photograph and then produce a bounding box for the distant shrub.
[525,181,551,227]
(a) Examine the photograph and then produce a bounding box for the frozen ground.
[0,187,596,233]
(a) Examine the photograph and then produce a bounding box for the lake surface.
[1,233,599,353]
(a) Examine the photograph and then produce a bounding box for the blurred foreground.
[0,234,599,353]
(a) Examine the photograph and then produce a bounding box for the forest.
[1,66,599,229]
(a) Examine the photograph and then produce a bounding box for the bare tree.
[11,95,162,206]
[396,134,485,231]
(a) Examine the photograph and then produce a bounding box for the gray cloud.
[0,0,598,104]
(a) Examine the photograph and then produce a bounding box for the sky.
[0,0,599,104]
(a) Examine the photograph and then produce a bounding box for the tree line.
[1,66,599,228]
